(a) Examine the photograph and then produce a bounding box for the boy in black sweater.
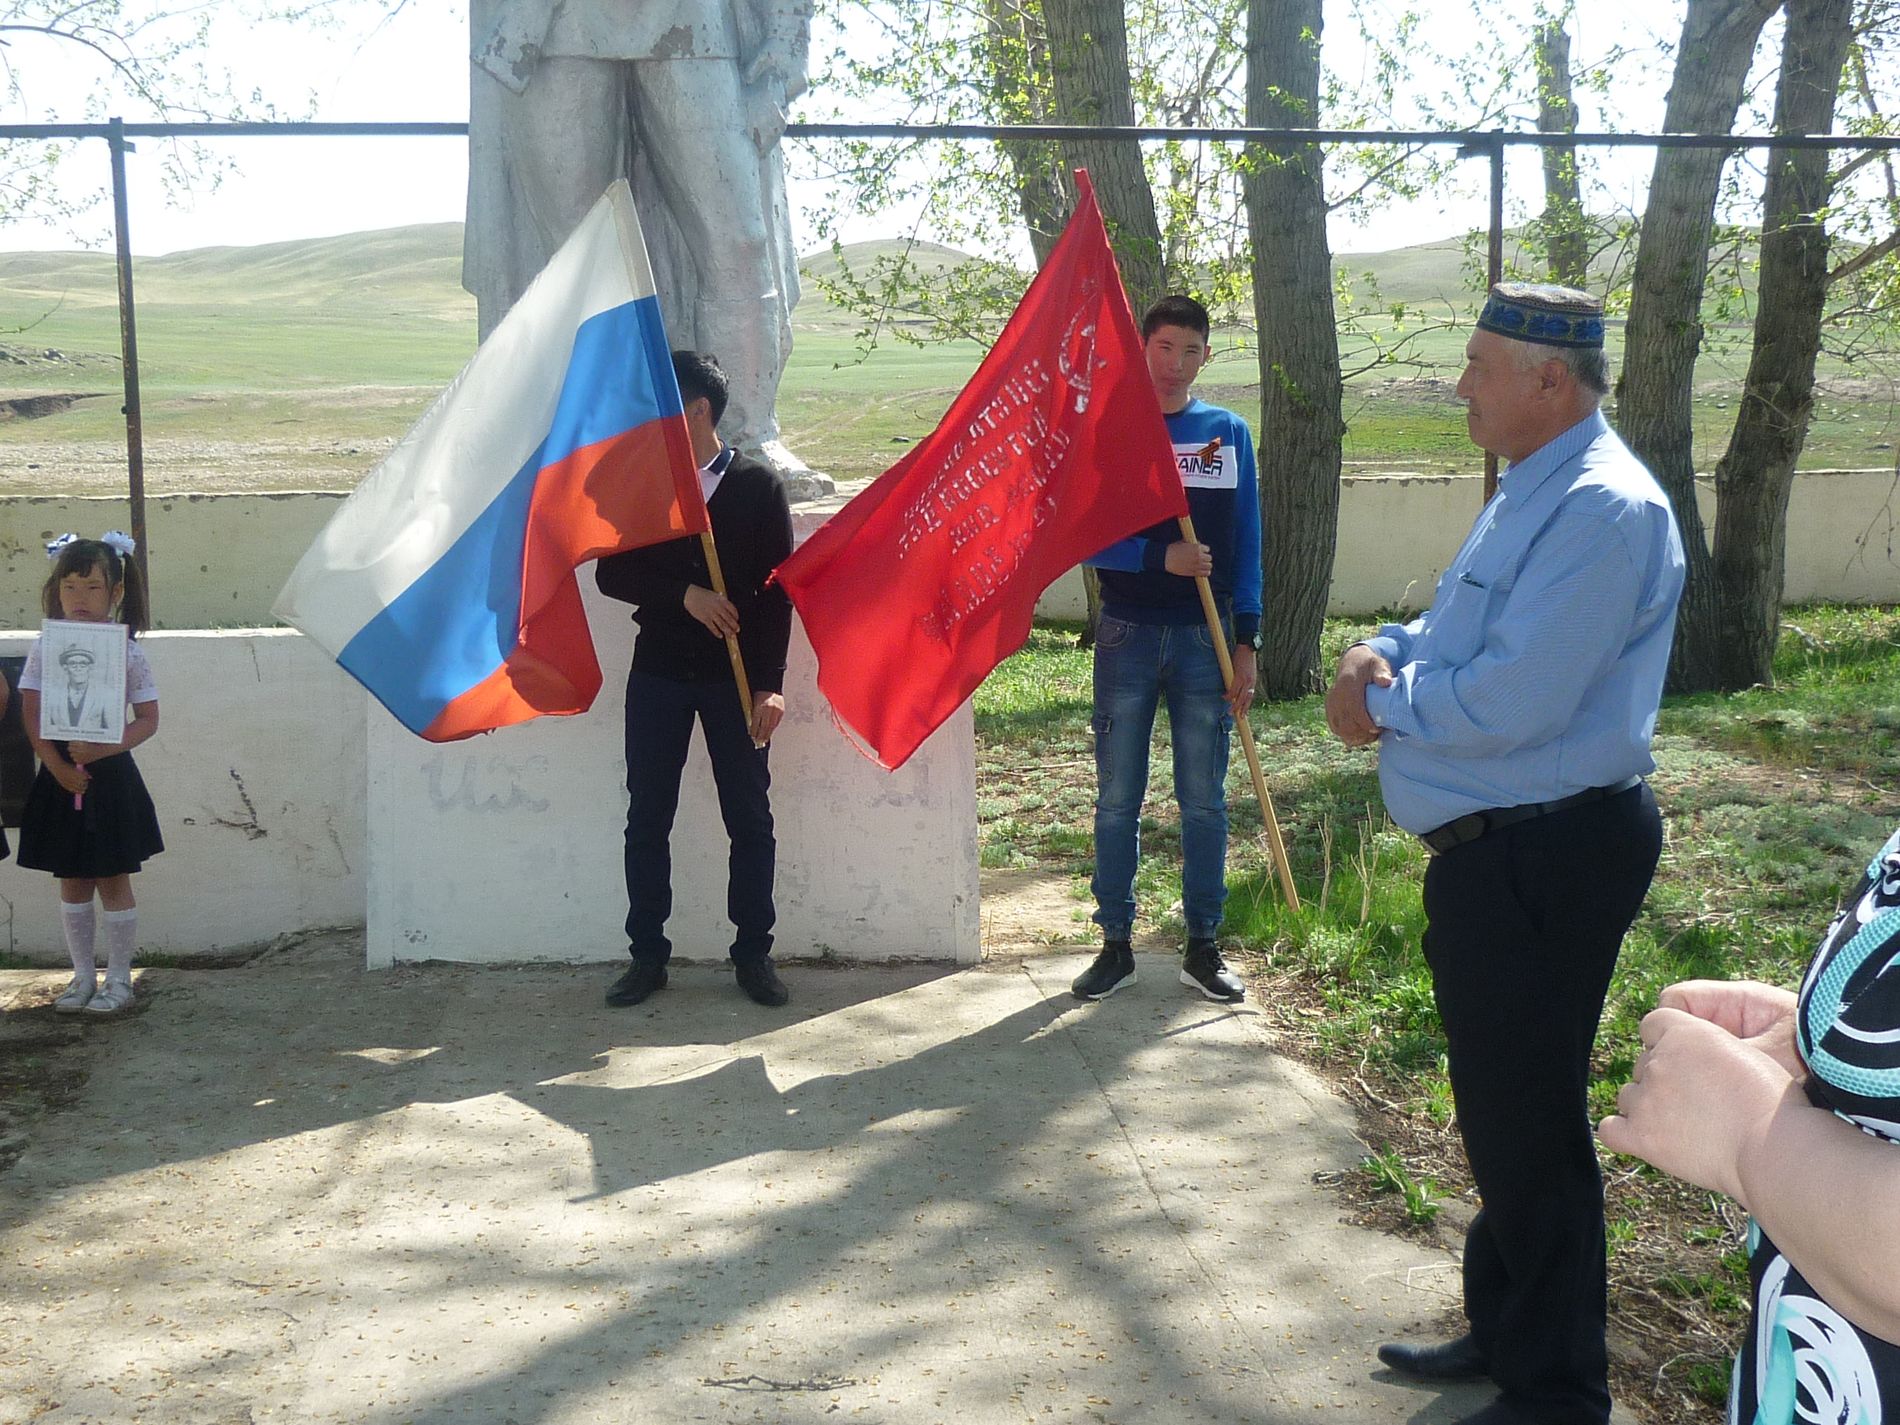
[596,351,795,1008]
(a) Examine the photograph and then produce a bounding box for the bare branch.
[1830,227,1900,285]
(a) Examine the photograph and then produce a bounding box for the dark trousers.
[1421,782,1661,1425]
[623,668,776,964]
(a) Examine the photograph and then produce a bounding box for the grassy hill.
[796,237,977,290]
[0,222,1890,495]
[0,223,471,312]
[0,222,1495,334]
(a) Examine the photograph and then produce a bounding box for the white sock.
[102,908,137,986]
[60,902,97,980]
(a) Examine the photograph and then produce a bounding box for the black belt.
[1419,776,1643,855]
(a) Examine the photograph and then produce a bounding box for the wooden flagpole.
[698,530,759,745]
[1179,511,1301,912]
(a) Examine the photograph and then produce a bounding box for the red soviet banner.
[773,171,1189,769]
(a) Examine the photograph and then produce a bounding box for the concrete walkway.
[0,936,1486,1424]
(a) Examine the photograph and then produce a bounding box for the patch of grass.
[1360,1145,1445,1225]
[1684,1361,1733,1409]
[1606,1217,1637,1257]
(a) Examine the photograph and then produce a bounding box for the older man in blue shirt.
[1326,283,1685,1425]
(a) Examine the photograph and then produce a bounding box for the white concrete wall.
[1034,468,1900,618]
[1,606,981,966]
[366,575,982,967]
[1779,470,1900,604]
[12,472,1900,630]
[0,629,366,960]
[1,492,347,629]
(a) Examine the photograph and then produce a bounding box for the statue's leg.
[467,55,630,339]
[628,59,824,492]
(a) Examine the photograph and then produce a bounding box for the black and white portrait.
[38,619,127,745]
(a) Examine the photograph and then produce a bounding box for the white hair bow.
[44,530,137,559]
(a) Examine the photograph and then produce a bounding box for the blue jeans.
[1090,615,1233,941]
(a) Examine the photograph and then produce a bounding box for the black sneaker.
[1181,939,1244,1002]
[1072,940,1136,1000]
[734,956,790,1007]
[605,957,667,1007]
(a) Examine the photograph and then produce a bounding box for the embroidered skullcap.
[1475,282,1605,349]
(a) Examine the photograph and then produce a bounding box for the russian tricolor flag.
[275,181,706,741]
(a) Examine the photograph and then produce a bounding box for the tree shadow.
[1,940,1483,1423]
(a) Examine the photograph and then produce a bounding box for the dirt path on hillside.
[0,434,396,496]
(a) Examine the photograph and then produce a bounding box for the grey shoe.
[54,972,97,1015]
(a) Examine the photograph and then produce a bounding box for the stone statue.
[464,0,832,499]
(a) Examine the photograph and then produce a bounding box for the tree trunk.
[1039,0,1163,647]
[1711,0,1853,688]
[1616,0,1782,693]
[1040,0,1168,314]
[981,0,1066,268]
[1245,0,1344,699]
[1535,20,1589,288]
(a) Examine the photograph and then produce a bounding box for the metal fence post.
[1485,131,1505,502]
[107,116,151,607]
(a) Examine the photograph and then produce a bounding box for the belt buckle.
[1424,811,1488,854]
[1447,811,1489,848]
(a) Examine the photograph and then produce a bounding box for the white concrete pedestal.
[365,579,980,967]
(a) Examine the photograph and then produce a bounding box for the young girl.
[17,533,162,1017]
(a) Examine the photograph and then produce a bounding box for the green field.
[1,223,1894,495]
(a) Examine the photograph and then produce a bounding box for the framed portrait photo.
[39,619,128,745]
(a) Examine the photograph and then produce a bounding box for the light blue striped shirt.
[1361,410,1685,834]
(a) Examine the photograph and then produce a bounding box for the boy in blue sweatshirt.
[1074,295,1262,1003]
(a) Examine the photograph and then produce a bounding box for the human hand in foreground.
[1323,643,1392,748]
[750,692,785,745]
[684,585,741,640]
[1227,645,1256,718]
[1598,1005,1797,1206]
[1164,541,1213,578]
[49,758,90,796]
[68,740,121,766]
[1657,978,1804,1076]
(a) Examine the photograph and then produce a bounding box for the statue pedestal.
[363,520,977,967]
[751,439,835,503]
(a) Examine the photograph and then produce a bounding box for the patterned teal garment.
[1730,827,1900,1425]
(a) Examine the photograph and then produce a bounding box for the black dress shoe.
[605,958,667,1007]
[734,956,789,1007]
[1377,1334,1490,1381]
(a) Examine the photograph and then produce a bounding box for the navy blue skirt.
[16,750,163,879]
